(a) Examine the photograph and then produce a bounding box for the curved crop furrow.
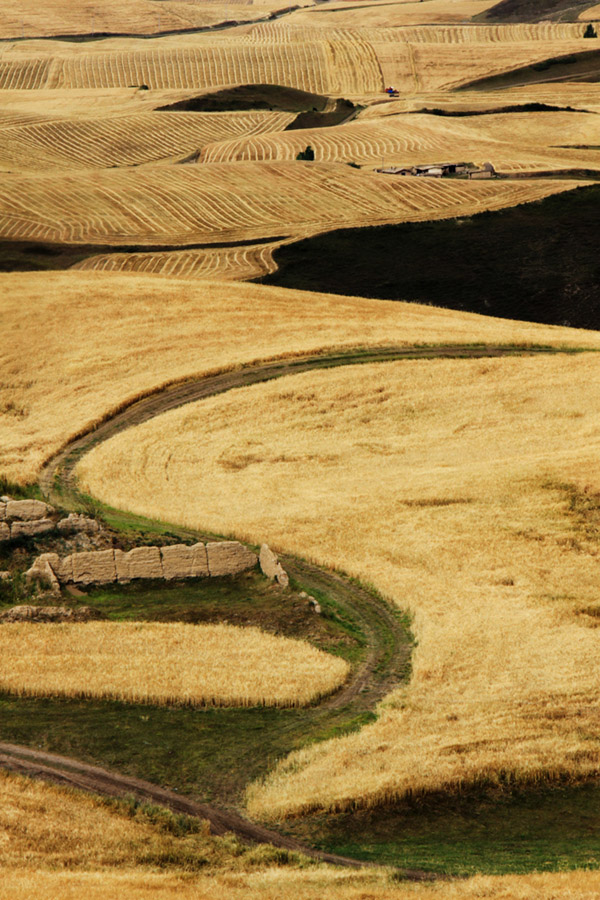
[0,110,297,170]
[0,59,50,90]
[0,163,579,246]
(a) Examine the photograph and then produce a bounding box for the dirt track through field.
[0,343,583,875]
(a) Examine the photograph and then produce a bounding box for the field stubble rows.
[0,162,580,245]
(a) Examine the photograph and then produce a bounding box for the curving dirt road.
[1,343,583,875]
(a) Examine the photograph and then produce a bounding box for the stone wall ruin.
[25,541,258,592]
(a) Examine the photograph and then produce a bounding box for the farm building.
[378,161,496,178]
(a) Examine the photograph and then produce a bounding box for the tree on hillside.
[296,146,315,161]
[584,23,597,37]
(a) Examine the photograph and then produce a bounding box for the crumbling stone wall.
[25,541,257,590]
[0,499,98,542]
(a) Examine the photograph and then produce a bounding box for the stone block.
[57,514,100,535]
[0,523,10,542]
[124,546,163,581]
[54,554,74,582]
[6,499,52,520]
[191,542,209,577]
[11,518,54,538]
[206,541,257,577]
[113,549,129,583]
[71,550,117,585]
[161,545,194,580]
[24,555,60,594]
[0,503,5,520]
[259,543,289,588]
[4,605,36,620]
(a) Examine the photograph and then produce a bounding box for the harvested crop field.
[0,621,349,707]
[0,163,579,245]
[75,353,600,817]
[72,241,281,280]
[0,110,295,171]
[198,109,600,172]
[3,0,600,891]
[0,0,286,40]
[4,271,600,484]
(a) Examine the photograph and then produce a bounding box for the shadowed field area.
[260,184,600,330]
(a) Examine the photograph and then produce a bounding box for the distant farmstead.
[378,161,496,178]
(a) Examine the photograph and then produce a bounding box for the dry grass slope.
[4,769,600,897]
[0,162,580,245]
[0,621,349,707]
[199,110,600,173]
[75,355,600,817]
[74,242,280,280]
[4,271,600,484]
[0,0,286,40]
[0,110,295,171]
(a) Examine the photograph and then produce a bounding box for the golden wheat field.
[3,0,600,892]
[20,747,600,900]
[0,0,286,40]
[9,868,600,900]
[0,163,580,244]
[198,110,600,172]
[72,241,281,279]
[6,768,600,899]
[0,26,594,98]
[362,82,600,115]
[5,271,600,484]
[0,110,295,171]
[0,621,348,707]
[75,353,600,816]
[580,3,600,18]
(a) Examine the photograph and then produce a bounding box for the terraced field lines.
[0,111,295,170]
[0,59,50,91]
[52,45,333,94]
[0,164,582,245]
[74,242,280,280]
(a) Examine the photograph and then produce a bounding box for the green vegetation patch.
[258,184,600,330]
[68,572,365,664]
[283,784,600,874]
[0,694,376,806]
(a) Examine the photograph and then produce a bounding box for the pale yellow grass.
[0,110,296,172]
[0,0,286,40]
[4,769,600,898]
[9,867,600,900]
[0,86,227,119]
[0,161,580,245]
[580,4,600,18]
[5,271,600,483]
[199,110,600,173]
[1,27,591,98]
[362,83,600,116]
[249,21,588,41]
[378,40,596,93]
[73,241,280,280]
[77,354,600,816]
[0,621,347,707]
[0,769,202,871]
[0,34,371,95]
[284,0,508,27]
